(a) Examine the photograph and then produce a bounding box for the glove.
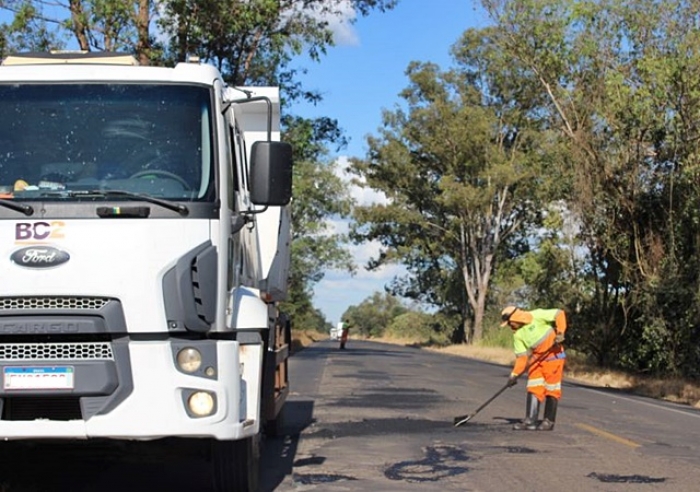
[507,375,518,387]
[555,332,565,344]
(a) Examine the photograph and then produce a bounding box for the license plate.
[3,366,75,390]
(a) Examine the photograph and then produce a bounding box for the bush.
[480,324,513,349]
[385,312,451,346]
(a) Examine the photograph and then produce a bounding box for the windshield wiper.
[70,190,189,216]
[0,199,34,216]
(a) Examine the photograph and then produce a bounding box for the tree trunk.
[68,0,90,51]
[135,0,150,65]
[472,289,486,343]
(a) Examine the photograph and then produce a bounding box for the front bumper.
[0,339,261,441]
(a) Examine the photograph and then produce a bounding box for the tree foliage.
[280,118,355,330]
[350,56,549,343]
[341,291,407,338]
[473,0,700,376]
[345,0,700,379]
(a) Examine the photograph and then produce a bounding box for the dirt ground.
[292,330,700,409]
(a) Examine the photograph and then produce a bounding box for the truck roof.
[2,51,140,65]
[0,51,222,86]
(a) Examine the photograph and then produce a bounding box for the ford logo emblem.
[11,246,70,268]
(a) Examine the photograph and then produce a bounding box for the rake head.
[453,414,473,427]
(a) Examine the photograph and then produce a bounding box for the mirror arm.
[221,95,272,142]
[243,205,269,216]
[231,207,269,234]
[230,214,248,234]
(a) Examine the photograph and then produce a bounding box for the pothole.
[292,473,357,485]
[587,472,666,484]
[384,444,472,483]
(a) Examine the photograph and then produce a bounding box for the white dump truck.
[330,322,343,340]
[0,51,293,492]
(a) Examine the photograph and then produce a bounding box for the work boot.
[537,396,558,431]
[513,393,539,430]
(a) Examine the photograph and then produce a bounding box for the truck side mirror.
[249,141,293,206]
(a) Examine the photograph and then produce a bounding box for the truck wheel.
[211,435,260,492]
[264,405,286,438]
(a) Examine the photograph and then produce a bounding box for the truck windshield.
[0,84,213,201]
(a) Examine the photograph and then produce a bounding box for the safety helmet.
[500,305,533,329]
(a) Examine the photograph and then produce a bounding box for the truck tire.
[211,435,260,492]
[264,404,286,438]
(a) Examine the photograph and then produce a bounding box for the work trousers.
[526,345,565,401]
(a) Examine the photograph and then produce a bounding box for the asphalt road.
[264,339,700,491]
[0,339,698,491]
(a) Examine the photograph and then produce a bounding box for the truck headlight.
[177,347,202,373]
[188,391,215,417]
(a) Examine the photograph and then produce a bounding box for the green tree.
[386,310,452,346]
[0,0,154,63]
[0,0,398,72]
[350,56,548,343]
[342,291,407,338]
[479,0,700,375]
[0,1,66,54]
[281,122,355,330]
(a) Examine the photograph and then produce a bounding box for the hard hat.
[500,306,533,328]
[500,306,517,327]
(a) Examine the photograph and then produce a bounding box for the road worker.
[501,305,567,431]
[339,319,350,350]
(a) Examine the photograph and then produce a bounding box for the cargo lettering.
[0,321,81,334]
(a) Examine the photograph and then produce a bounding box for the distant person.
[339,319,350,350]
[500,305,567,431]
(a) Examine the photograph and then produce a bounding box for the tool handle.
[462,345,557,418]
[454,344,561,426]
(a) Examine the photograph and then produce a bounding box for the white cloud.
[292,0,359,47]
[327,155,389,270]
[313,154,405,322]
[318,0,360,46]
[335,155,389,206]
[313,262,405,324]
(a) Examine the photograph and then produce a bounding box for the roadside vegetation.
[292,328,700,409]
[341,1,700,392]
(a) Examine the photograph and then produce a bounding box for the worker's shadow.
[457,417,523,429]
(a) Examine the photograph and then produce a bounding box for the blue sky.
[290,0,489,325]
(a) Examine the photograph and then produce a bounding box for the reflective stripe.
[545,352,567,362]
[545,382,561,391]
[527,377,545,388]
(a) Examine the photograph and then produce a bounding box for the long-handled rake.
[453,347,556,427]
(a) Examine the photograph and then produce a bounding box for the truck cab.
[0,51,293,492]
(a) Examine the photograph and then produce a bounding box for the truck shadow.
[0,438,214,491]
[260,399,315,492]
[0,399,315,492]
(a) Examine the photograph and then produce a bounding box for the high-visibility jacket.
[511,308,566,376]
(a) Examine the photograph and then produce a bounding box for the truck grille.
[0,342,113,360]
[0,296,110,311]
[3,397,81,421]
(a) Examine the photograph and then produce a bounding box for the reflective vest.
[512,309,560,357]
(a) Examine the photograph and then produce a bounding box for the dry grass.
[292,331,700,409]
[290,329,328,354]
[420,340,700,409]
